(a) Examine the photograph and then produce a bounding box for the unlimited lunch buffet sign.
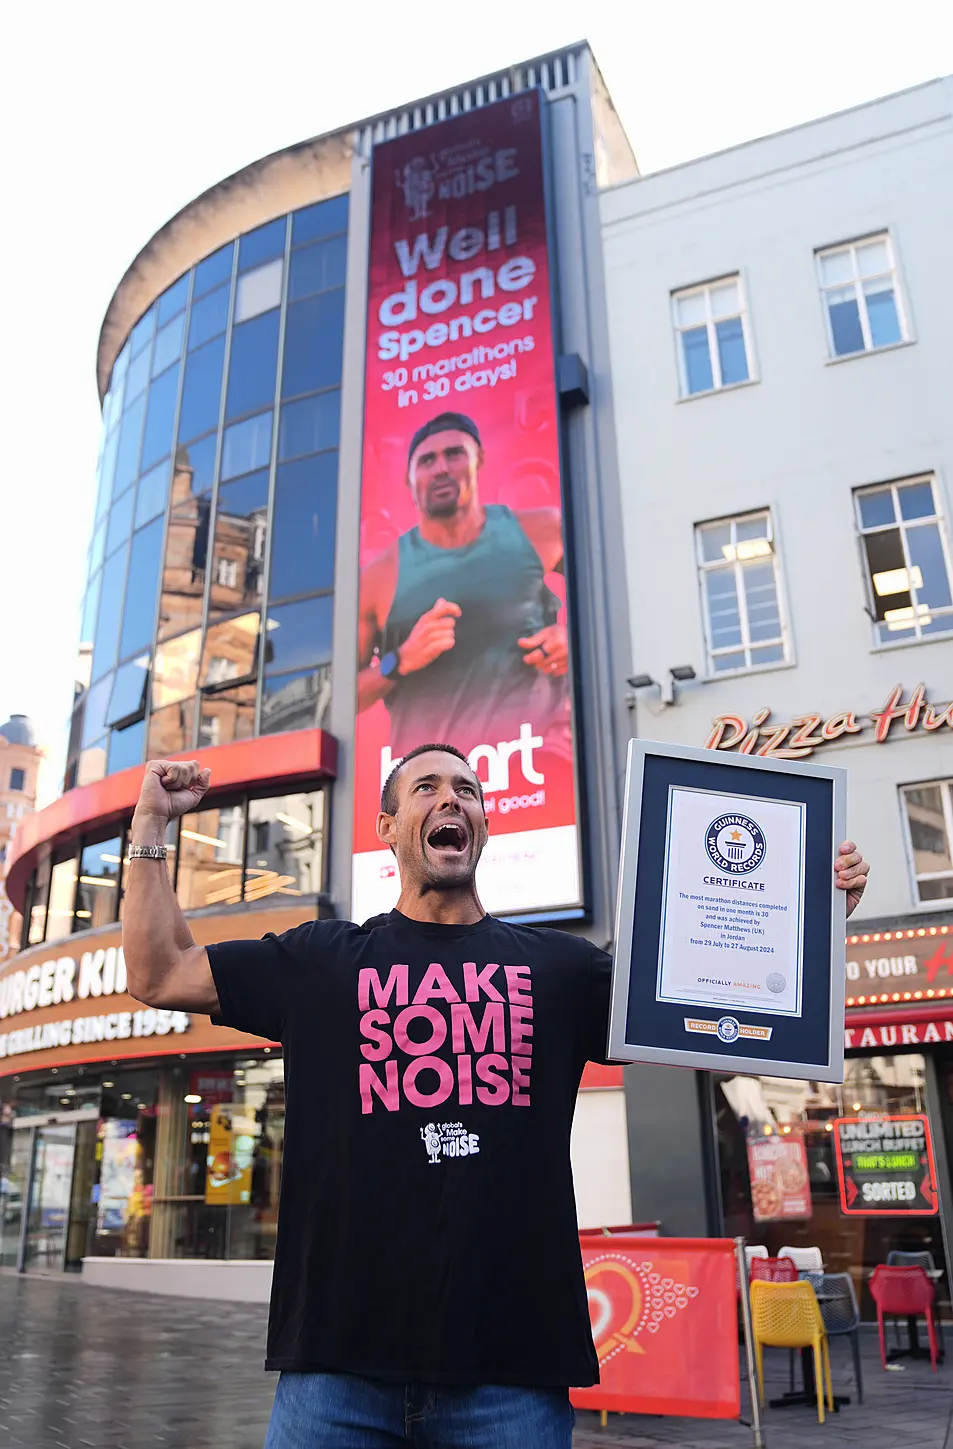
[705,683,953,759]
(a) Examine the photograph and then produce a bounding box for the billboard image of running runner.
[352,89,582,920]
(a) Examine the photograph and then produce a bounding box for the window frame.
[815,231,910,360]
[671,273,756,399]
[9,767,25,792]
[899,779,953,910]
[695,508,792,678]
[853,474,953,647]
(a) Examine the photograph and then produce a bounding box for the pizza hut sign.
[705,683,953,760]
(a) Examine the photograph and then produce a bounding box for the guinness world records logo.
[706,813,766,874]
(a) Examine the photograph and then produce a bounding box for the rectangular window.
[46,852,79,943]
[245,791,325,899]
[28,854,51,945]
[673,276,751,397]
[901,781,953,904]
[696,511,788,673]
[208,469,269,619]
[9,767,25,791]
[177,803,245,910]
[817,233,907,357]
[74,835,123,931]
[855,476,953,643]
[234,257,283,323]
[221,412,273,481]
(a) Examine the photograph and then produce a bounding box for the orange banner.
[572,1235,740,1419]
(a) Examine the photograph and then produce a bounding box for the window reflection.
[282,291,345,399]
[246,792,323,899]
[177,804,245,909]
[130,307,156,356]
[157,274,189,325]
[106,489,134,558]
[106,655,150,727]
[107,719,145,775]
[152,313,185,378]
[146,697,195,759]
[226,312,280,420]
[120,520,163,661]
[78,740,107,788]
[234,259,283,324]
[278,391,340,462]
[178,335,226,445]
[193,243,233,299]
[153,629,202,708]
[238,218,285,272]
[270,453,337,601]
[261,665,331,735]
[46,854,79,942]
[92,547,127,680]
[221,412,272,481]
[288,235,347,300]
[83,675,114,748]
[198,683,256,750]
[291,193,348,246]
[74,836,122,930]
[201,613,260,687]
[188,285,230,351]
[134,460,170,529]
[113,394,146,500]
[209,470,269,619]
[158,480,210,641]
[28,854,51,944]
[173,436,217,501]
[265,595,333,673]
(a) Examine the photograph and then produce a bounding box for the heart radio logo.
[585,1254,700,1365]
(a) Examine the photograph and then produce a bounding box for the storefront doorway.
[0,1111,97,1273]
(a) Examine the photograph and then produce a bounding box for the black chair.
[812,1273,863,1402]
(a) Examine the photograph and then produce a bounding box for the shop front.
[714,922,953,1319]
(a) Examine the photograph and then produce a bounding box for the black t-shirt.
[207,910,612,1387]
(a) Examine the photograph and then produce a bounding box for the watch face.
[380,651,399,679]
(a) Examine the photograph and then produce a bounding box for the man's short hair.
[408,413,481,464]
[380,742,484,817]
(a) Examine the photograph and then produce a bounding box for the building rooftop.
[0,715,37,748]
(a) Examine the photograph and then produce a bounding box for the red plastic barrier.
[572,1235,741,1419]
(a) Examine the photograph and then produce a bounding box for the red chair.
[750,1256,799,1283]
[869,1265,939,1372]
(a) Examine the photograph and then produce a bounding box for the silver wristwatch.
[128,844,168,861]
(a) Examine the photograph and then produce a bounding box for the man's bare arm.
[122,760,220,1015]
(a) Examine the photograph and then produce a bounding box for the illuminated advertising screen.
[746,1131,811,1222]
[353,89,581,921]
[834,1113,938,1215]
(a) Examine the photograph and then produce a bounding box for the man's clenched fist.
[134,760,212,827]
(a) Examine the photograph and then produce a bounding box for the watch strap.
[128,844,169,861]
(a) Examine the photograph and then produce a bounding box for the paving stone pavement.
[1,1273,953,1448]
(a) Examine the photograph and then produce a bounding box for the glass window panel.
[107,719,145,775]
[876,618,915,643]
[97,429,120,520]
[120,519,164,660]
[741,562,781,640]
[106,655,150,726]
[78,737,106,786]
[46,855,79,942]
[864,282,902,348]
[193,243,234,299]
[28,854,52,944]
[270,453,338,600]
[675,291,706,327]
[173,435,217,502]
[906,523,953,611]
[292,194,348,246]
[130,307,156,357]
[112,341,131,384]
[261,664,332,735]
[74,836,123,931]
[898,481,936,522]
[106,488,135,558]
[141,363,181,472]
[827,290,865,355]
[278,391,341,461]
[818,249,854,286]
[238,218,286,273]
[708,280,740,317]
[749,643,785,666]
[113,394,146,500]
[158,495,210,640]
[281,291,346,399]
[82,674,113,748]
[918,877,953,901]
[157,275,190,325]
[81,570,102,645]
[734,515,769,544]
[264,596,333,673]
[146,697,195,760]
[711,650,746,673]
[125,346,151,403]
[91,548,127,680]
[857,487,896,530]
[921,612,953,637]
[234,258,283,324]
[198,682,256,749]
[153,628,202,708]
[201,612,261,686]
[705,571,742,651]
[698,523,732,563]
[288,235,347,300]
[226,311,280,420]
[863,530,908,620]
[178,334,226,444]
[904,786,953,876]
[209,470,269,619]
[715,317,748,385]
[682,327,713,394]
[856,238,891,276]
[221,412,272,481]
[177,804,245,909]
[246,791,324,899]
[134,459,171,528]
[188,284,230,350]
[152,313,186,377]
[103,375,124,431]
[90,518,106,574]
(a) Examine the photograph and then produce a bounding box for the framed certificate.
[607,740,847,1081]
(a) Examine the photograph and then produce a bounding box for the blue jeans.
[264,1371,574,1448]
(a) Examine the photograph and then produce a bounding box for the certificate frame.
[607,740,847,1082]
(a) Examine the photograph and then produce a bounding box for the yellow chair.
[750,1280,834,1424]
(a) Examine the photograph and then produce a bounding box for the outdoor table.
[768,1292,850,1413]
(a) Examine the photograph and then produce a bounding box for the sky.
[2,0,950,803]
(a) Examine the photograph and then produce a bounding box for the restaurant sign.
[834,1113,938,1215]
[845,925,953,1005]
[706,683,952,760]
[746,1132,811,1222]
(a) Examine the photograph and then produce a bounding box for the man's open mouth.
[426,821,468,853]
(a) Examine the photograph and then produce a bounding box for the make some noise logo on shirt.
[357,961,533,1115]
[420,1121,480,1164]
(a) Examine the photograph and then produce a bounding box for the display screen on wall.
[352,89,582,922]
[834,1113,938,1215]
[746,1132,812,1222]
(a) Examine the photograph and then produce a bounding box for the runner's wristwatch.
[379,651,402,682]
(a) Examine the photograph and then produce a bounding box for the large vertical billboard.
[353,90,581,921]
